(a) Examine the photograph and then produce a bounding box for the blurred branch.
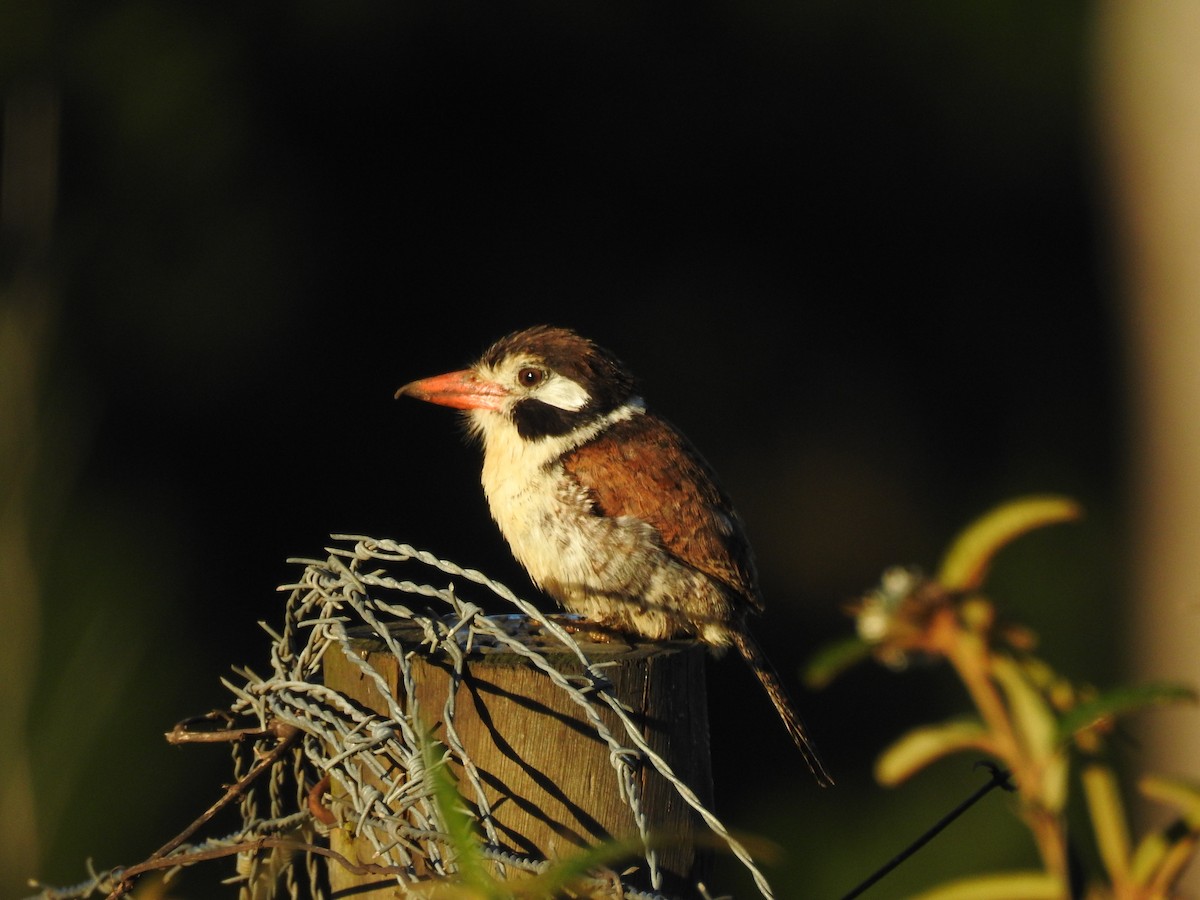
[0,79,60,890]
[1098,8,1200,895]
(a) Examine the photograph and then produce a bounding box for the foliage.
[807,495,1200,900]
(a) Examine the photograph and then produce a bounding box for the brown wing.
[561,414,763,612]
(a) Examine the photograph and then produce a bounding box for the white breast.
[469,401,726,641]
[477,412,598,588]
[474,404,640,590]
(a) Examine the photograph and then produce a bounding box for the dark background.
[5,1,1126,896]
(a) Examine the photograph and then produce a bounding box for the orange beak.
[395,369,508,411]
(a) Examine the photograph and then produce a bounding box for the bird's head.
[396,325,640,442]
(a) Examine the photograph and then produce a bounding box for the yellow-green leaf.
[908,871,1063,900]
[991,655,1057,767]
[1130,830,1171,889]
[937,496,1082,593]
[1041,750,1070,816]
[1130,776,1200,886]
[991,656,1053,749]
[875,718,990,786]
[804,636,872,689]
[1140,774,1200,822]
[1082,763,1131,883]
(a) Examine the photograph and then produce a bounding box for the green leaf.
[1058,681,1198,742]
[936,496,1081,593]
[421,735,496,894]
[907,871,1063,900]
[804,636,872,689]
[875,718,990,786]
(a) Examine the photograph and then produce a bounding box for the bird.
[396,325,832,786]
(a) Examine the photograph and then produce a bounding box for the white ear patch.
[536,374,591,411]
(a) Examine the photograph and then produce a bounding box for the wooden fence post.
[322,618,714,897]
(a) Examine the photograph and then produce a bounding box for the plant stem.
[933,607,1071,891]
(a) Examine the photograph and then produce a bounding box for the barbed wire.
[26,536,774,900]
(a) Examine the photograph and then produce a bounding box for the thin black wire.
[839,762,1016,900]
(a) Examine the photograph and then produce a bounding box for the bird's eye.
[518,367,545,388]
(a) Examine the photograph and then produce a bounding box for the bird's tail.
[730,628,834,787]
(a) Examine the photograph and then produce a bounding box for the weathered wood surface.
[323,616,713,898]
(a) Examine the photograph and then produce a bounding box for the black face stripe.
[511,397,586,440]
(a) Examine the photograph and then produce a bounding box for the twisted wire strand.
[25,536,775,900]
